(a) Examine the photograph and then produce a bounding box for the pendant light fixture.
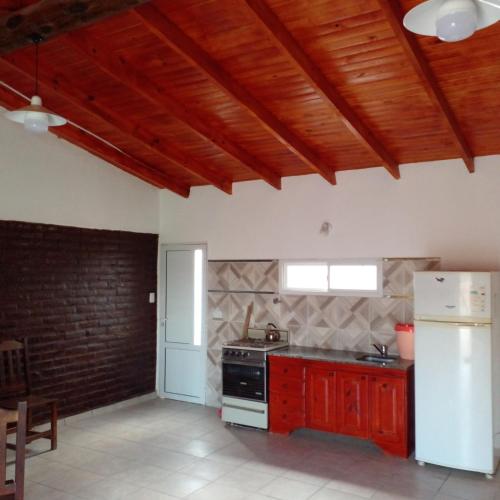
[4,34,66,133]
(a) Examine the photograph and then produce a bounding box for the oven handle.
[222,403,266,415]
[222,360,266,368]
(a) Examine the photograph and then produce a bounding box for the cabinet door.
[306,367,336,431]
[369,376,405,444]
[336,371,369,438]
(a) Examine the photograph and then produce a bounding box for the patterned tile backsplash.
[205,257,439,407]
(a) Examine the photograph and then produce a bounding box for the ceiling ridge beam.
[134,4,338,185]
[1,51,232,194]
[0,0,154,56]
[377,0,475,173]
[0,83,190,196]
[243,0,400,180]
[65,32,283,190]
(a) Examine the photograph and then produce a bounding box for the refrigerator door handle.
[415,320,491,328]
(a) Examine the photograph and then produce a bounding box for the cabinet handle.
[383,384,388,390]
[346,389,351,396]
[283,400,287,405]
[284,368,288,374]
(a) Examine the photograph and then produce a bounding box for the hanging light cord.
[34,40,39,96]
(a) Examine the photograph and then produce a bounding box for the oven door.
[222,361,266,402]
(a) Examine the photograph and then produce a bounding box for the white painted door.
[159,245,206,404]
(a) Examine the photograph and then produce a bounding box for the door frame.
[157,243,208,404]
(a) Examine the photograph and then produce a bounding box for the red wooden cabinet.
[336,371,369,438]
[268,355,414,458]
[369,375,409,457]
[269,357,305,434]
[306,367,336,432]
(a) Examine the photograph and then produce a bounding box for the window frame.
[279,258,383,297]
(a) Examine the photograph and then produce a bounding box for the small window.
[280,259,382,297]
[282,262,328,293]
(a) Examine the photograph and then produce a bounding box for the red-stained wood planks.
[244,0,400,180]
[65,29,283,190]
[1,48,233,194]
[135,3,336,185]
[377,0,475,173]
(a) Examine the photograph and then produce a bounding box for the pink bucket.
[395,323,414,360]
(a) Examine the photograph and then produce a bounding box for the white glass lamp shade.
[403,0,499,42]
[436,0,478,41]
[4,95,66,133]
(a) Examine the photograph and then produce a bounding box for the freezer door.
[415,320,494,473]
[414,272,491,322]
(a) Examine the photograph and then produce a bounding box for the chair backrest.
[0,340,31,398]
[0,401,27,500]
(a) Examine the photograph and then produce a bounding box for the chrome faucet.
[373,344,388,358]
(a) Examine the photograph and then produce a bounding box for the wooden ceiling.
[1,0,499,197]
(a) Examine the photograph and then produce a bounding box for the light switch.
[149,292,156,304]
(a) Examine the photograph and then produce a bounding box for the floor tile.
[147,471,209,497]
[259,476,321,500]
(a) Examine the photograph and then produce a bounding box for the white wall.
[0,113,159,233]
[159,156,500,270]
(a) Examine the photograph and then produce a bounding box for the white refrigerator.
[414,272,500,476]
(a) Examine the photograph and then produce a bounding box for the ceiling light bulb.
[436,0,478,42]
[24,111,49,134]
[4,95,66,132]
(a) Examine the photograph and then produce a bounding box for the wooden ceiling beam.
[134,4,338,185]
[377,0,475,173]
[0,83,190,196]
[1,51,232,194]
[243,0,400,180]
[65,32,283,190]
[0,0,153,56]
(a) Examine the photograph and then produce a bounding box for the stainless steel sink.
[356,354,397,364]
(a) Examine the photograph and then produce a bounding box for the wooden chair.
[0,340,57,452]
[1,401,27,500]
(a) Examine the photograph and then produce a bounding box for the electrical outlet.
[212,307,223,320]
[149,292,155,304]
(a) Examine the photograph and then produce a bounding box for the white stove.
[221,328,288,429]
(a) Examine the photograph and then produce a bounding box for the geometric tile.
[335,330,370,352]
[403,298,414,323]
[288,326,310,347]
[369,298,405,333]
[208,292,231,321]
[308,327,336,349]
[307,296,336,328]
[280,295,308,327]
[227,261,278,292]
[207,262,230,291]
[334,297,370,332]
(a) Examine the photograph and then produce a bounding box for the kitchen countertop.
[269,346,414,371]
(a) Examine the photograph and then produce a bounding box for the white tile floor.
[6,398,500,500]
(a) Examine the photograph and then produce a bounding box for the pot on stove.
[265,323,281,342]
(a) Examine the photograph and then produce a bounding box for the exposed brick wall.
[0,220,158,417]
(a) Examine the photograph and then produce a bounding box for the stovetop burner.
[223,338,288,352]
